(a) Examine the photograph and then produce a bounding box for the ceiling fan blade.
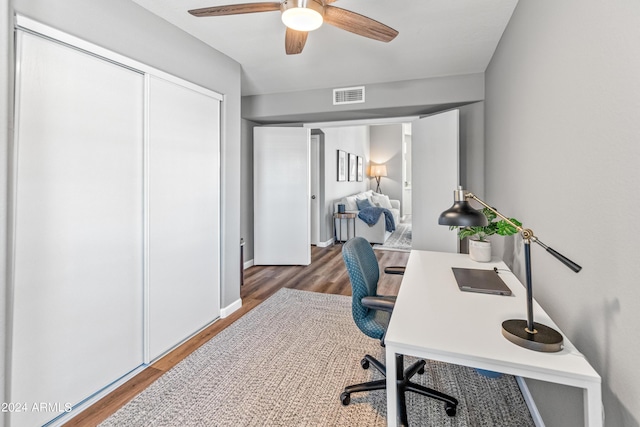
[285,28,308,55]
[323,6,398,42]
[188,2,281,17]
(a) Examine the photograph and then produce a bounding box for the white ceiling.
[131,0,518,97]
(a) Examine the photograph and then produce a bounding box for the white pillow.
[343,196,358,211]
[371,194,393,209]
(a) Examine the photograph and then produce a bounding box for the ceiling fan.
[188,0,399,55]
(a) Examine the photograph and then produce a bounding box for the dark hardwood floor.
[64,244,409,426]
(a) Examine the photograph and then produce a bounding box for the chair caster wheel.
[340,392,351,406]
[360,358,370,370]
[445,403,457,417]
[417,366,425,375]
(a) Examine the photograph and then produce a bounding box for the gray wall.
[242,73,485,123]
[369,124,403,203]
[458,102,485,198]
[486,1,640,426]
[241,119,257,266]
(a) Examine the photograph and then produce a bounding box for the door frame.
[310,133,321,245]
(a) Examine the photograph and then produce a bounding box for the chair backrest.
[342,237,386,340]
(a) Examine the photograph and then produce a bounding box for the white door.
[254,127,311,265]
[11,31,144,427]
[310,134,320,245]
[411,109,460,253]
[147,76,221,361]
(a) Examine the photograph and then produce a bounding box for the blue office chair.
[340,237,457,426]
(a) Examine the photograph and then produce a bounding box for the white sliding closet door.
[147,76,220,360]
[11,32,144,427]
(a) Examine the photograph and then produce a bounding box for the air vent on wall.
[333,86,365,105]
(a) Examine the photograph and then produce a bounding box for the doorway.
[309,130,327,246]
[402,123,412,222]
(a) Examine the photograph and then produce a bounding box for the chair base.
[340,354,458,426]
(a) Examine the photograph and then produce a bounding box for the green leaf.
[450,209,522,240]
[482,208,497,222]
[495,218,522,236]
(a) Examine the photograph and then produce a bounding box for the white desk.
[385,250,601,427]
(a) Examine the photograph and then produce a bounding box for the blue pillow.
[356,198,373,210]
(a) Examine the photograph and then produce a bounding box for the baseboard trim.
[220,298,242,318]
[315,239,334,248]
[48,364,148,426]
[244,259,254,269]
[516,376,545,427]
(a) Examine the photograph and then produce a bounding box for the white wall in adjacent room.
[320,125,370,242]
[369,124,403,204]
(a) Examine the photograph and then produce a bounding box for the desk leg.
[584,382,603,427]
[386,347,398,427]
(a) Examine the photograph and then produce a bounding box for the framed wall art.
[348,153,357,181]
[337,150,347,181]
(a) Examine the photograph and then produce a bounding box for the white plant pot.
[469,239,492,262]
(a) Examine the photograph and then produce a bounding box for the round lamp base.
[501,319,564,353]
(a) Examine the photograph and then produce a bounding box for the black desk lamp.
[438,187,582,352]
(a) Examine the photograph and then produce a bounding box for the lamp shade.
[438,201,487,227]
[438,187,487,227]
[370,164,387,177]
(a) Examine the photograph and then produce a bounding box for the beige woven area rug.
[100,289,534,427]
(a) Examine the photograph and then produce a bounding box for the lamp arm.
[466,192,524,233]
[465,192,582,273]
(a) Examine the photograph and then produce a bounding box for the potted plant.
[454,208,522,262]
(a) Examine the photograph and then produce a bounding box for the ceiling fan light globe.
[282,7,323,31]
[281,0,324,32]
